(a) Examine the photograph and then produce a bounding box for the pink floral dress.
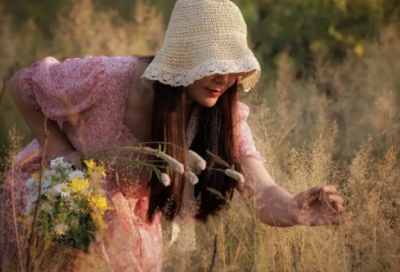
[0,56,265,272]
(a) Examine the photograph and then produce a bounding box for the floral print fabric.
[0,55,264,272]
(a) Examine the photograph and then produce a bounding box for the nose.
[213,74,231,85]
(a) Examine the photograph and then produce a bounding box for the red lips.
[206,88,222,98]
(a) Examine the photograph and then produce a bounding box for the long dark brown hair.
[144,59,242,223]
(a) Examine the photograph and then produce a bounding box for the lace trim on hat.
[141,56,260,91]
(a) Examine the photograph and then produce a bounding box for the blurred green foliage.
[1,0,399,72]
[235,0,400,77]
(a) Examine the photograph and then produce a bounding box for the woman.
[1,0,344,271]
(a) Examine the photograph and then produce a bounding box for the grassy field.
[1,1,400,271]
[161,27,400,271]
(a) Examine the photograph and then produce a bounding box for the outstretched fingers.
[328,194,345,212]
[322,185,337,194]
[306,185,337,198]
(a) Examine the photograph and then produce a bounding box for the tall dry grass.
[162,28,400,271]
[1,1,400,271]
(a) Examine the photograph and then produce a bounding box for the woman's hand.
[240,157,345,227]
[290,185,345,226]
[53,149,84,170]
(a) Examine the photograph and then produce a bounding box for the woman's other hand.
[290,185,345,226]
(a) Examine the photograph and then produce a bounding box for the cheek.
[229,76,238,86]
[187,82,207,96]
[186,86,201,98]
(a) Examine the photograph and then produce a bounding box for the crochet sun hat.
[141,0,261,92]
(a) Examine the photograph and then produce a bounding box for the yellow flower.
[88,195,110,214]
[88,194,112,229]
[84,159,106,178]
[90,213,108,229]
[31,173,40,179]
[84,159,97,170]
[69,178,89,193]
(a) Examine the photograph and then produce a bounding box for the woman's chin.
[196,98,218,108]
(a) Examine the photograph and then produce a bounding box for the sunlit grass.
[1,1,400,271]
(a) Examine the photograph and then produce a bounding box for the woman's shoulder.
[98,56,140,89]
[74,55,140,97]
[26,55,139,81]
[74,55,139,77]
[236,101,250,121]
[17,55,140,120]
[52,55,139,74]
[101,55,139,72]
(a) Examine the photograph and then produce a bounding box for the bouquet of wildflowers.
[23,157,112,253]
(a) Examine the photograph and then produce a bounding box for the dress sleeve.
[18,56,109,121]
[237,102,266,163]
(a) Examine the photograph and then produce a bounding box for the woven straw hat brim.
[141,0,261,91]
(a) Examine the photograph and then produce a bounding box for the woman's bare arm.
[240,156,297,227]
[240,156,345,227]
[8,69,82,168]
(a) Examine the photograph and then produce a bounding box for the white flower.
[27,193,39,215]
[61,190,71,198]
[50,157,65,168]
[161,173,171,186]
[69,202,79,210]
[184,171,199,185]
[45,187,59,200]
[68,170,84,181]
[26,178,38,190]
[53,183,70,197]
[28,193,38,205]
[44,169,57,179]
[50,157,72,170]
[53,223,69,235]
[42,179,52,190]
[224,169,245,183]
[64,161,73,168]
[41,201,53,213]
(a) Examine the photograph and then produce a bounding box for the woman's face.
[184,73,239,107]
